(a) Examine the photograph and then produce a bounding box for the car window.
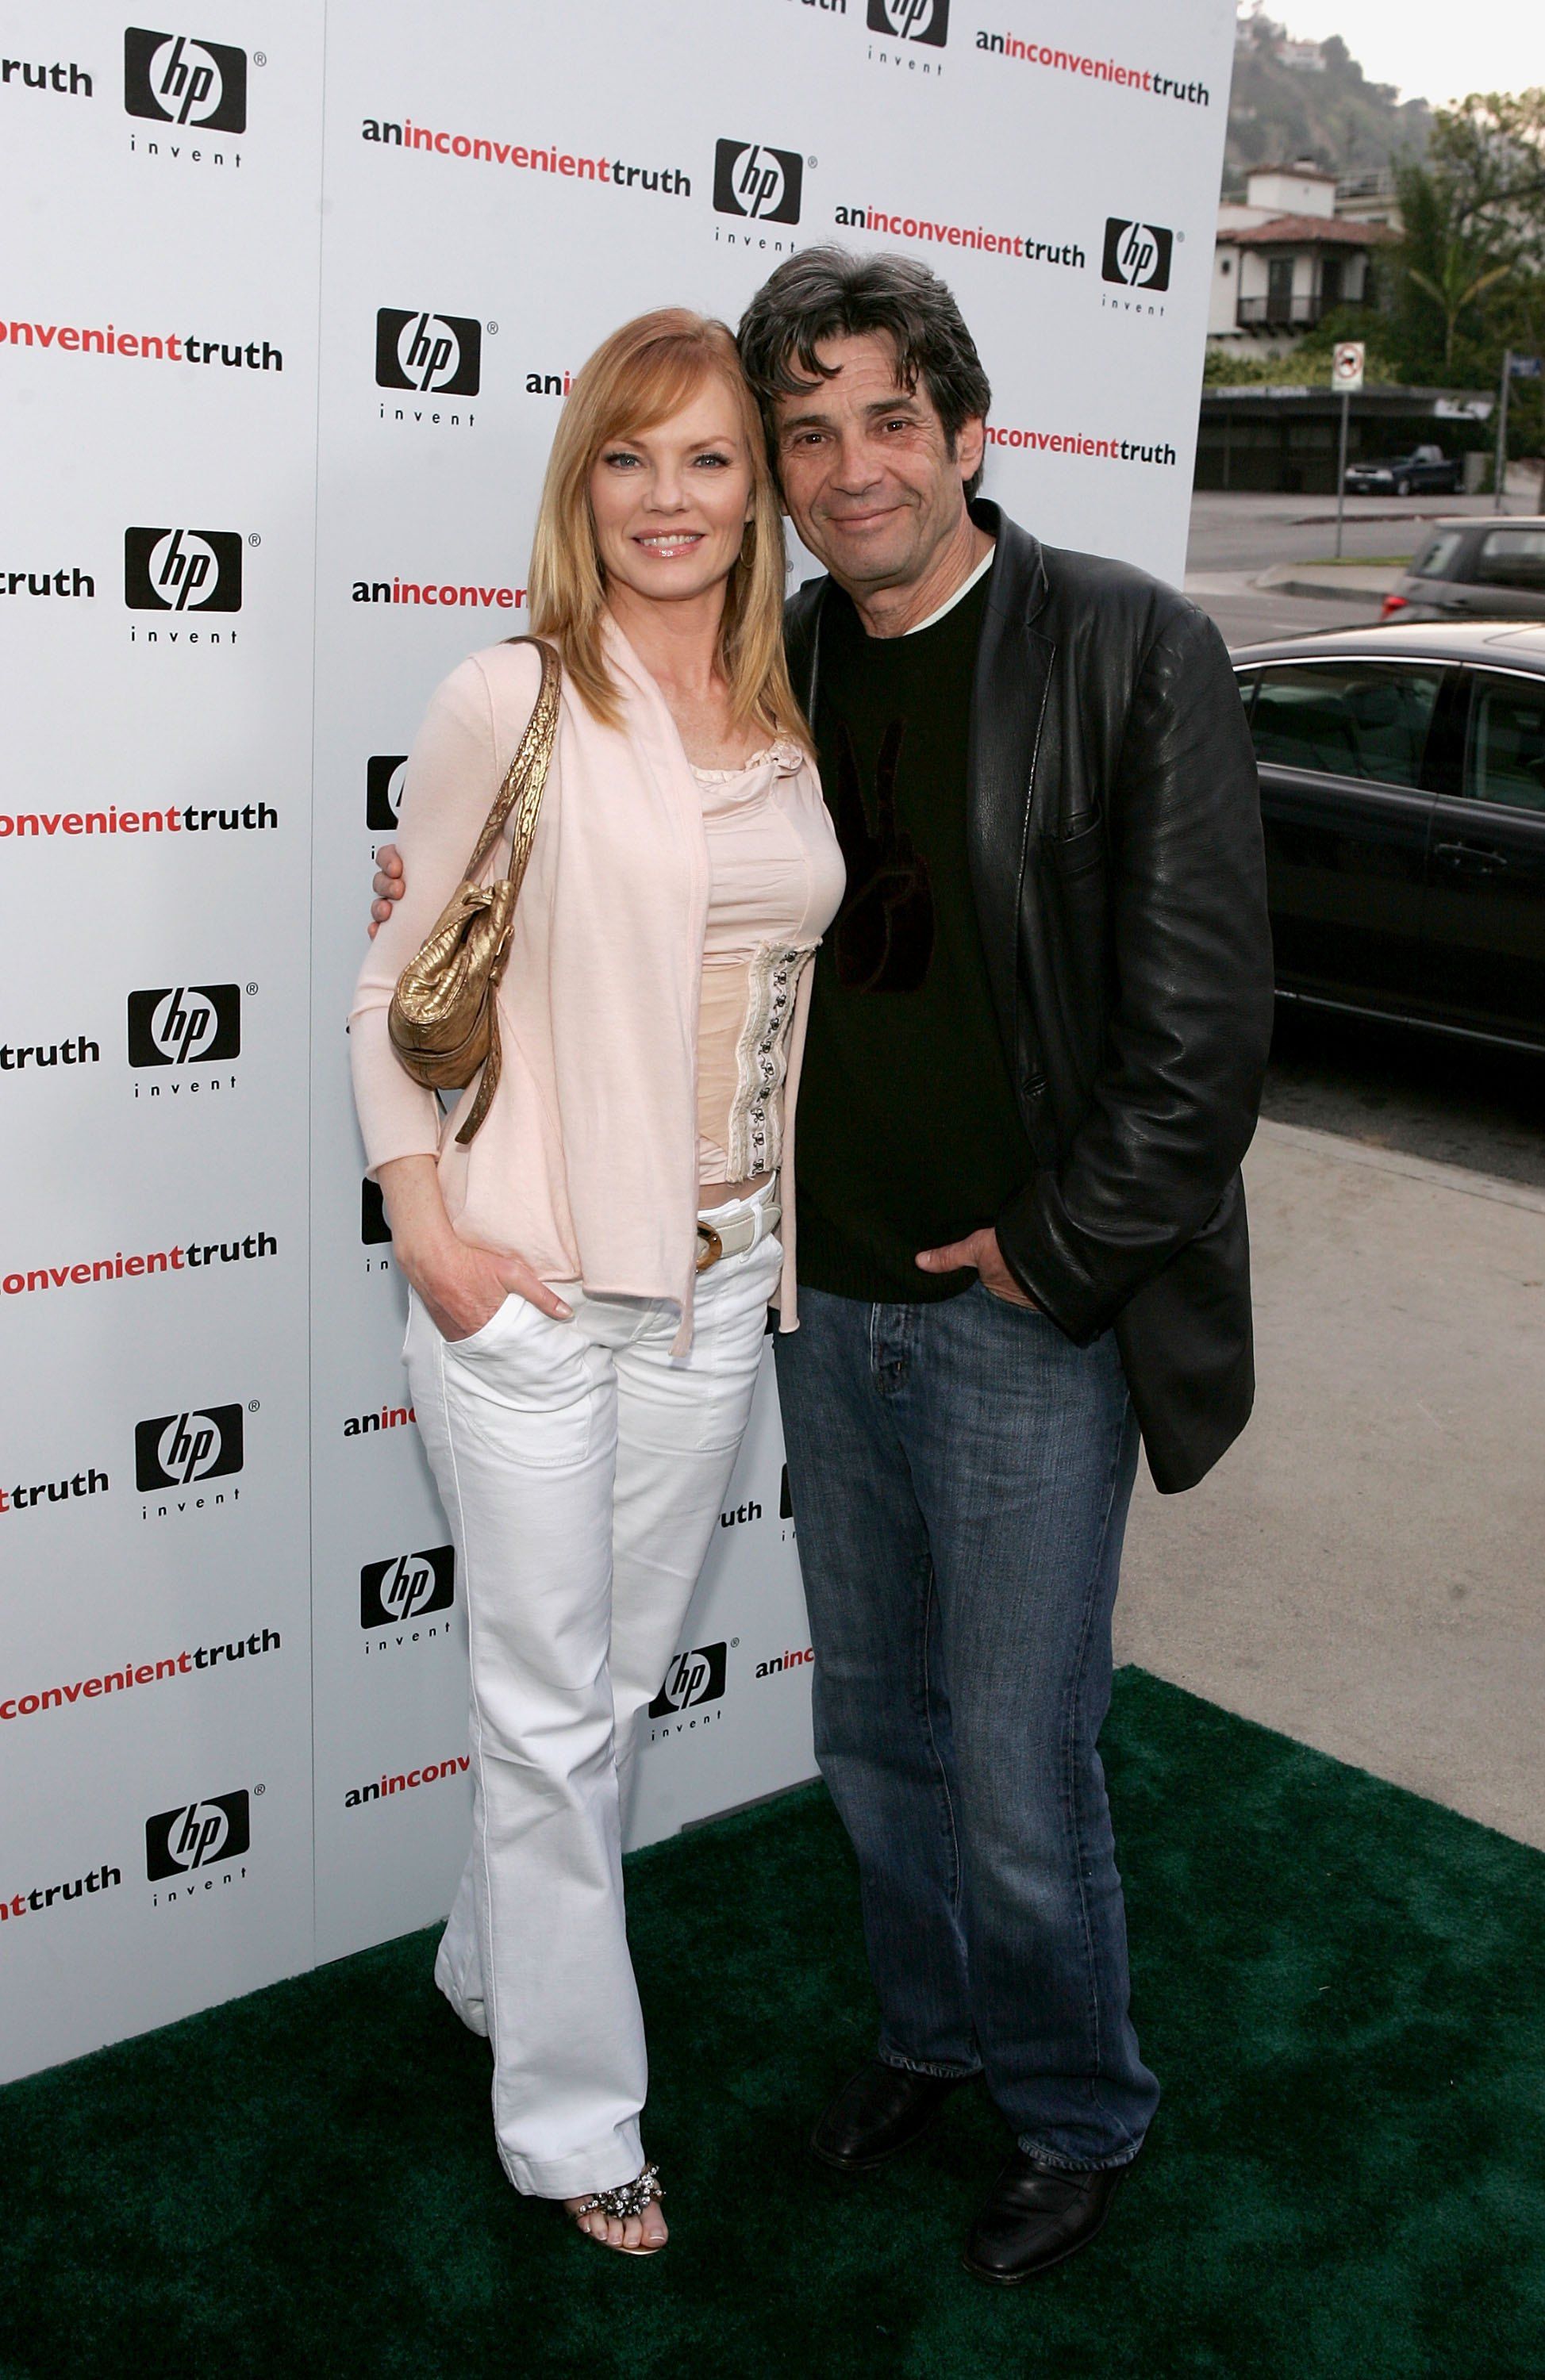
[1464,674,1545,812]
[1473,529,1545,590]
[1412,530,1465,581]
[1249,662,1442,786]
[1236,670,1259,717]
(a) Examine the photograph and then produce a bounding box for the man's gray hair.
[737,248,993,499]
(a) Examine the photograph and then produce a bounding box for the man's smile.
[821,503,909,533]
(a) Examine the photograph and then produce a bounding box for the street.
[1183,487,1543,1188]
[1184,482,1543,647]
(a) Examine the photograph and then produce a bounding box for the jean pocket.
[440,1294,518,1357]
[978,1278,1044,1317]
[441,1296,594,1469]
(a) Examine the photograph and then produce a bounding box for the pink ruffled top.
[692,739,846,1185]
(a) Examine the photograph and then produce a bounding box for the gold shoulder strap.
[461,635,561,890]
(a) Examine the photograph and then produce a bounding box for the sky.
[1260,0,1541,110]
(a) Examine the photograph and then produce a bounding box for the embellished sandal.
[569,2164,666,2256]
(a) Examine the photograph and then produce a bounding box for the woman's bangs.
[591,341,751,460]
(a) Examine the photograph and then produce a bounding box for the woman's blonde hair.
[527,309,809,746]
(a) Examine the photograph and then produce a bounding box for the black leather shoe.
[962,2148,1138,2283]
[809,2059,970,2173]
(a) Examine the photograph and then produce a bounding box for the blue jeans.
[774,1282,1157,2170]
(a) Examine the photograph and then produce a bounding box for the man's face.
[770,332,983,597]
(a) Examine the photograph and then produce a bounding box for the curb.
[1254,565,1399,601]
[1253,1116,1545,1216]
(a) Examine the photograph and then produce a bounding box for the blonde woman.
[350,313,843,2255]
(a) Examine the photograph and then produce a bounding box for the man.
[373,251,1273,2284]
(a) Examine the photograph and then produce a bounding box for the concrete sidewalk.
[1252,559,1401,601]
[1116,1119,1545,1849]
[1184,562,1397,601]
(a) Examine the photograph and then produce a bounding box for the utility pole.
[1497,351,1543,511]
[1493,351,1511,512]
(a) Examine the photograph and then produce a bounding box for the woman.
[350,312,844,2255]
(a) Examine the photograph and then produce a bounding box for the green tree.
[1377,99,1545,486]
[1389,161,1512,379]
[1428,87,1545,263]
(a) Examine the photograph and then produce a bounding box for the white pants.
[405,1182,781,2200]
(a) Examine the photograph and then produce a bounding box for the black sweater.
[795,573,1036,1304]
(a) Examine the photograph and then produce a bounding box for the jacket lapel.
[966,503,1053,1076]
[784,577,828,719]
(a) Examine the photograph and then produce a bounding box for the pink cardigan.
[349,624,836,1350]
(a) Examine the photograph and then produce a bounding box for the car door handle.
[1434,840,1510,873]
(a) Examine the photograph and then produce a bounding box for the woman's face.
[588,375,756,610]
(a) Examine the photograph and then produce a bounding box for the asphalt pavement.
[1183,482,1543,648]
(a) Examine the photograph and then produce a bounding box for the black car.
[1382,516,1545,624]
[1234,621,1545,1053]
[1343,443,1462,497]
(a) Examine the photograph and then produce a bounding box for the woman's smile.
[632,529,707,558]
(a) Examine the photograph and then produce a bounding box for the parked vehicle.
[1343,444,1462,497]
[1233,620,1545,1052]
[1382,516,1545,624]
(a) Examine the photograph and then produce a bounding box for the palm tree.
[1405,259,1514,372]
[1393,163,1513,374]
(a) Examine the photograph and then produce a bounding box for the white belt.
[696,1200,781,1273]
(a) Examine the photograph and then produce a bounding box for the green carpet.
[2,1670,1541,2380]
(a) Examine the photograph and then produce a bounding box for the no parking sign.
[1332,344,1365,552]
[1332,341,1366,393]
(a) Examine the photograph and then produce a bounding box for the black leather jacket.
[786,501,1274,1494]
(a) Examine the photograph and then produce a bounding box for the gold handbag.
[387,635,560,1146]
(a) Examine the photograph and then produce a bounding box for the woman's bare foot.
[563,2192,669,2253]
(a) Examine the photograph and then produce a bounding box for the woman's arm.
[350,650,539,1164]
[351,645,569,1331]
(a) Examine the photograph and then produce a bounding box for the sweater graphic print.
[828,717,935,995]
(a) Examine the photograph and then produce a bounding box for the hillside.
[1227,10,1430,193]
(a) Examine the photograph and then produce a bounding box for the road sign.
[1332,344,1364,555]
[1507,351,1542,380]
[1332,342,1365,393]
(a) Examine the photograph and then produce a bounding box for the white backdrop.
[1,0,1235,2079]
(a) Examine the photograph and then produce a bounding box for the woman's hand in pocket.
[413,1237,571,1342]
[375,1154,572,1338]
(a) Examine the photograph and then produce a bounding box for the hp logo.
[867,0,949,44]
[713,140,804,226]
[375,310,482,397]
[145,1790,251,1880]
[155,1414,233,1484]
[367,756,409,832]
[135,1404,245,1491]
[124,527,243,613]
[125,29,248,131]
[1101,218,1174,292]
[127,984,240,1067]
[649,1641,728,1715]
[360,1546,455,1630]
